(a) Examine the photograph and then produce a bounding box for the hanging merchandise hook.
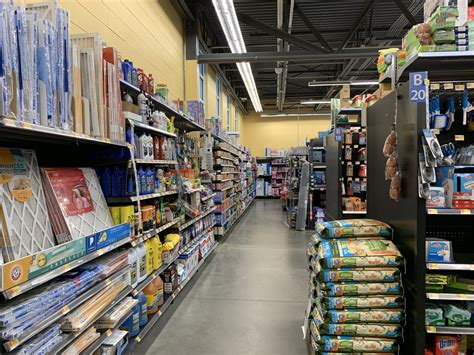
[446,96,455,131]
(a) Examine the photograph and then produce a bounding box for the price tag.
[7,286,21,297]
[21,122,31,129]
[455,135,465,141]
[7,339,20,349]
[443,83,454,90]
[430,83,440,90]
[158,310,162,316]
[105,329,112,336]
[461,209,471,215]
[132,290,138,296]
[105,278,112,286]
[428,209,438,215]
[136,336,141,343]
[426,326,436,333]
[433,129,440,135]
[429,263,439,270]
[61,306,70,314]
[63,264,72,272]
[467,83,474,89]
[457,294,467,299]
[429,293,440,300]
[97,249,104,256]
[455,84,466,91]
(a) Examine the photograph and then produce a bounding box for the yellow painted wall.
[31,0,185,100]
[242,112,331,156]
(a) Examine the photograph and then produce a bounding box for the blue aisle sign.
[335,128,343,141]
[409,72,428,103]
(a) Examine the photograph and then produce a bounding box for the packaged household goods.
[316,219,393,239]
[62,326,100,355]
[97,297,138,329]
[317,239,404,268]
[319,323,402,338]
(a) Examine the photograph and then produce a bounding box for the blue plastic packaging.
[111,167,123,197]
[126,126,132,144]
[121,59,131,83]
[134,292,148,327]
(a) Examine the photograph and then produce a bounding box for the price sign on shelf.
[409,72,428,103]
[335,128,343,142]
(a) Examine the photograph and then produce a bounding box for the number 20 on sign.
[409,72,428,103]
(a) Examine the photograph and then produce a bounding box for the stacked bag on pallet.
[306,219,405,354]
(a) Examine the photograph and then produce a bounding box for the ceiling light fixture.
[260,113,330,118]
[308,80,379,87]
[300,100,332,105]
[212,0,262,112]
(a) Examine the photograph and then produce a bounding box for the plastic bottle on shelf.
[150,236,163,270]
[153,136,160,160]
[121,302,140,337]
[148,74,155,95]
[137,167,146,195]
[130,61,138,87]
[138,92,148,122]
[100,167,111,197]
[146,167,155,194]
[128,247,139,289]
[121,59,131,83]
[143,275,164,315]
[154,168,160,193]
[127,170,136,196]
[145,239,154,276]
[111,167,123,197]
[126,126,132,144]
[137,243,147,282]
[147,134,153,160]
[134,291,148,328]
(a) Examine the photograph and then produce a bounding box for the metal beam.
[294,4,332,52]
[338,0,376,51]
[238,13,329,53]
[394,0,417,25]
[198,48,380,64]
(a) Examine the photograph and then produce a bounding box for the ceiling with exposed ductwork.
[184,0,424,111]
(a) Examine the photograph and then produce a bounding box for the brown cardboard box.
[339,84,351,99]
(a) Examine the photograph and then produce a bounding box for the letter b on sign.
[409,72,427,103]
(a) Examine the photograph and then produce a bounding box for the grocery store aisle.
[133,199,311,355]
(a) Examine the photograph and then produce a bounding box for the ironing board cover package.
[0,148,56,263]
[316,219,393,239]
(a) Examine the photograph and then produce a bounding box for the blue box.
[86,223,131,253]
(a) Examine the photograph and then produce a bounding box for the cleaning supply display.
[305,219,405,353]
[0,148,56,262]
[134,291,148,328]
[143,276,164,315]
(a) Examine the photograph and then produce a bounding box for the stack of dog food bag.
[306,219,405,354]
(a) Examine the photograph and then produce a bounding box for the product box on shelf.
[162,244,180,264]
[176,245,199,284]
[0,223,130,291]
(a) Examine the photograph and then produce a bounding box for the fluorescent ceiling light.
[300,100,331,105]
[213,0,262,112]
[260,113,330,117]
[308,80,379,87]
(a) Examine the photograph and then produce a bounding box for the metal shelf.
[3,269,128,351]
[0,117,127,148]
[179,207,217,231]
[179,224,216,254]
[201,193,216,202]
[127,119,177,138]
[209,132,246,154]
[130,218,181,247]
[81,329,113,354]
[397,51,474,82]
[134,159,178,165]
[48,286,132,355]
[135,242,218,343]
[120,80,206,132]
[427,293,474,301]
[214,145,240,156]
[338,107,365,115]
[427,208,474,215]
[3,237,132,299]
[426,326,474,335]
[106,190,178,203]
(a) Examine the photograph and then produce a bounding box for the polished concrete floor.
[133,199,311,355]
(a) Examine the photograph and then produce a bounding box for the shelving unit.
[256,156,287,198]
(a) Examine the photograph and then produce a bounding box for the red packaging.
[153,136,160,160]
[435,335,458,355]
[469,6,474,20]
